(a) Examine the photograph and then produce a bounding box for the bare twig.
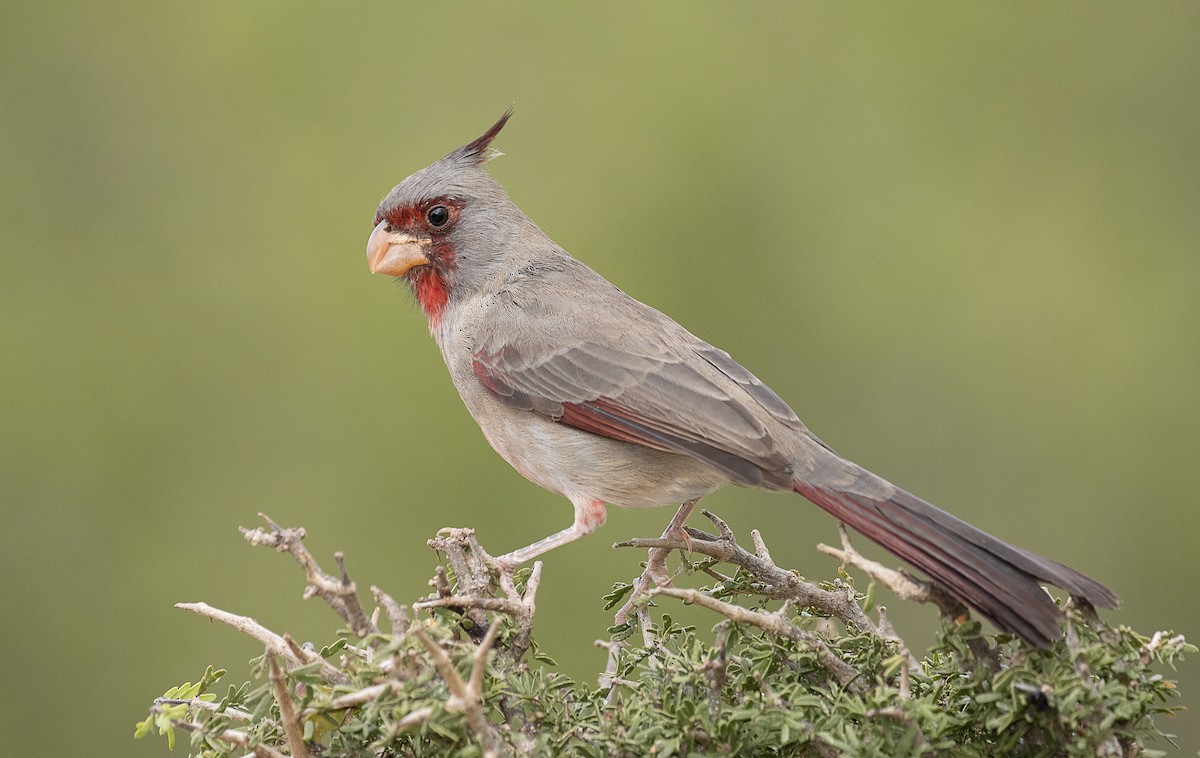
[423,529,542,663]
[371,586,410,634]
[616,510,873,633]
[268,653,311,758]
[241,514,377,640]
[750,529,773,563]
[414,595,526,614]
[606,508,874,700]
[431,564,454,598]
[612,500,698,626]
[175,602,348,685]
[501,560,541,662]
[819,525,998,669]
[426,529,493,638]
[818,524,965,621]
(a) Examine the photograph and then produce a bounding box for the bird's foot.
[642,523,692,586]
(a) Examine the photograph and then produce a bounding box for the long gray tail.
[792,454,1118,647]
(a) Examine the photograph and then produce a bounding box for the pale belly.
[472,398,727,508]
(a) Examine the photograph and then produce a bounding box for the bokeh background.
[2,3,1198,754]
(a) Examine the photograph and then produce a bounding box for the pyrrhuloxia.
[365,111,1117,647]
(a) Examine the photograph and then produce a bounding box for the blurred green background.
[2,2,1198,754]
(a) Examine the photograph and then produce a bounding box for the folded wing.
[473,339,805,490]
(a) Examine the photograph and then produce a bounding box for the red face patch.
[374,196,465,327]
[375,195,463,236]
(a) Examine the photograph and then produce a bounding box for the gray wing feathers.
[473,256,811,487]
[697,346,802,424]
[476,337,801,487]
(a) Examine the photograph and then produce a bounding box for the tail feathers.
[793,465,1117,647]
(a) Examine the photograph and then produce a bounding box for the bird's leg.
[613,499,699,625]
[497,498,607,566]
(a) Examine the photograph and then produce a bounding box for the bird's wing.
[472,301,808,489]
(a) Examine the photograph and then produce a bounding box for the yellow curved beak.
[366,221,432,277]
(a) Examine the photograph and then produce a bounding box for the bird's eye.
[427,205,450,228]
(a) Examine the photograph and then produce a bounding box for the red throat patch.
[376,195,463,328]
[409,266,450,327]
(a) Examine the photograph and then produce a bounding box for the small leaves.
[138,521,1191,756]
[601,581,634,610]
[318,638,347,659]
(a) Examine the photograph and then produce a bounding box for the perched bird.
[365,111,1117,647]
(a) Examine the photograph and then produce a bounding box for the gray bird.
[366,111,1117,647]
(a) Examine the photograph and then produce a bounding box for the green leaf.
[319,638,348,658]
[602,582,634,610]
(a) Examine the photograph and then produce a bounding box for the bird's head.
[367,109,531,327]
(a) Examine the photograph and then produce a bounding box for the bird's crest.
[454,107,513,165]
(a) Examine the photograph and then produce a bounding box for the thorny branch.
[174,602,348,685]
[241,513,377,640]
[818,523,993,668]
[157,511,1054,755]
[163,520,549,756]
[605,509,941,692]
[616,509,875,634]
[818,523,965,622]
[371,585,409,634]
[421,527,542,664]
